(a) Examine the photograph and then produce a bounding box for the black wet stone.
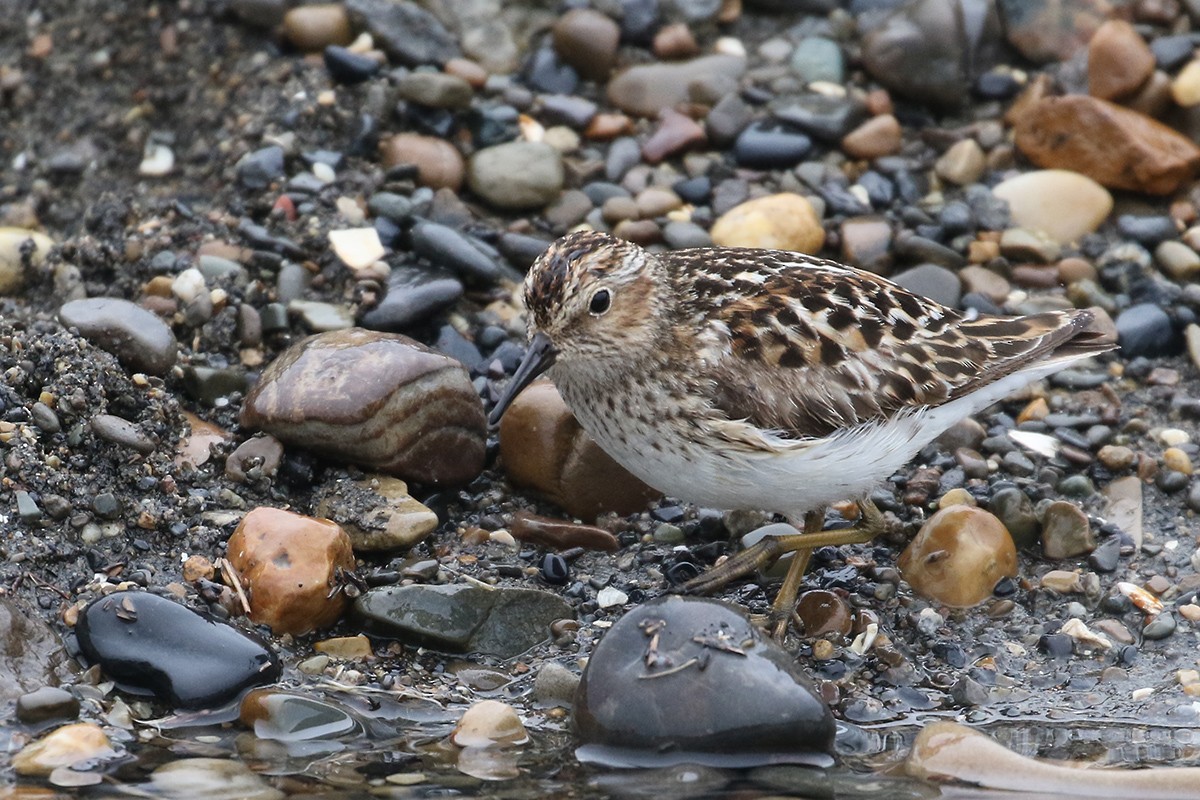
[773,96,868,142]
[323,46,381,83]
[733,120,812,169]
[541,553,570,585]
[1038,633,1073,658]
[1143,612,1176,640]
[523,46,578,95]
[1151,34,1196,71]
[59,297,179,376]
[353,584,573,658]
[360,266,463,331]
[411,220,501,283]
[974,69,1019,99]
[344,0,459,67]
[75,591,281,709]
[1115,303,1177,358]
[540,94,598,128]
[574,595,834,767]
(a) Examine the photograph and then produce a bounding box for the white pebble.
[171,268,207,303]
[596,586,628,609]
[1160,428,1190,446]
[312,162,336,184]
[328,227,384,270]
[138,143,175,177]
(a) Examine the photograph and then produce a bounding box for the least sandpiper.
[490,230,1114,634]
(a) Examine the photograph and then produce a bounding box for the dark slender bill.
[488,331,558,426]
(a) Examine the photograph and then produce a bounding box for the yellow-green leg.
[681,501,888,637]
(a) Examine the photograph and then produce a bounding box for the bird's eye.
[589,288,612,316]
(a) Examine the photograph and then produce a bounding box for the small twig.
[217,557,251,615]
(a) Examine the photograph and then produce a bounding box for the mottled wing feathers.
[667,249,1108,440]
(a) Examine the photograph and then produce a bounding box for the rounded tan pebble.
[958,265,1009,302]
[710,193,825,253]
[226,506,356,635]
[1097,444,1136,470]
[444,58,489,88]
[1056,256,1097,284]
[811,639,836,660]
[314,634,374,660]
[13,722,115,777]
[635,187,683,218]
[282,4,353,52]
[182,555,215,582]
[897,506,1017,607]
[938,488,976,509]
[1039,569,1083,593]
[991,169,1112,244]
[653,22,700,60]
[935,138,986,185]
[1155,240,1200,281]
[498,381,661,520]
[451,700,529,748]
[601,195,639,224]
[1172,60,1200,107]
[1163,447,1193,475]
[552,8,620,82]
[1087,20,1154,101]
[840,114,902,160]
[379,134,464,192]
[1179,603,1200,622]
[240,328,486,486]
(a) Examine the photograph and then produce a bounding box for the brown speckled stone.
[898,506,1017,608]
[499,380,660,520]
[241,328,485,486]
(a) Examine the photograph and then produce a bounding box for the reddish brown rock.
[510,511,620,552]
[841,114,902,160]
[1014,95,1200,195]
[641,109,707,164]
[1087,20,1154,101]
[898,506,1017,607]
[1002,0,1107,64]
[241,328,486,487]
[795,590,853,638]
[226,507,355,635]
[379,134,464,191]
[498,381,660,520]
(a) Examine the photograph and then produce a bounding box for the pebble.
[1040,501,1095,559]
[606,54,746,117]
[1115,303,1176,358]
[142,758,285,800]
[16,686,79,724]
[790,36,843,84]
[467,141,564,210]
[12,722,115,778]
[281,4,351,52]
[236,145,285,190]
[1103,476,1143,549]
[90,414,156,456]
[1014,95,1200,195]
[452,700,529,748]
[1155,240,1200,281]
[379,134,464,191]
[58,297,178,375]
[642,109,708,164]
[497,380,660,519]
[510,511,619,552]
[75,591,281,708]
[328,227,384,271]
[794,590,852,638]
[353,584,572,658]
[0,228,54,294]
[710,193,824,253]
[226,507,356,635]
[776,96,868,144]
[1040,570,1083,593]
[733,120,811,169]
[344,0,459,67]
[991,170,1112,244]
[1000,228,1060,264]
[411,220,499,283]
[1087,20,1154,101]
[225,435,285,482]
[315,476,438,552]
[890,264,961,307]
[841,114,902,160]
[574,596,834,766]
[396,72,473,110]
[1143,612,1177,640]
[552,9,620,82]
[359,265,464,330]
[897,506,1018,607]
[323,45,381,84]
[597,586,629,609]
[289,300,355,332]
[532,662,579,707]
[861,0,1000,108]
[1173,60,1200,107]
[240,688,360,741]
[241,329,486,486]
[935,139,987,185]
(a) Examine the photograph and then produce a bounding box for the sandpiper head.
[488,231,658,425]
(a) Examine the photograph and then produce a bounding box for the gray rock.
[353,584,573,658]
[606,55,746,117]
[90,414,156,455]
[344,0,459,66]
[410,221,500,282]
[889,263,962,307]
[236,145,285,190]
[359,265,463,330]
[989,487,1039,549]
[396,72,473,109]
[58,297,178,376]
[1040,501,1095,558]
[467,142,564,210]
[0,598,74,704]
